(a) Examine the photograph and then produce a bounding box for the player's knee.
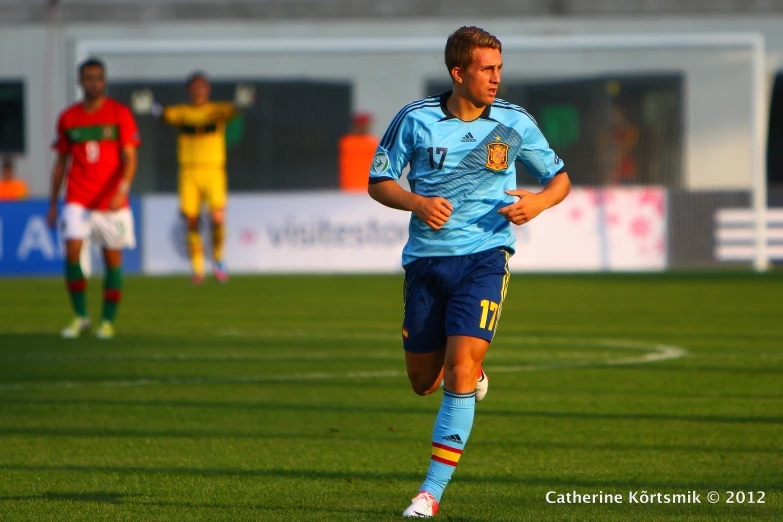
[443,361,480,384]
[211,209,224,225]
[64,243,82,263]
[185,216,199,230]
[104,250,122,269]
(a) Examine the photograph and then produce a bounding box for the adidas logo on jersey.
[461,132,476,142]
[442,434,463,444]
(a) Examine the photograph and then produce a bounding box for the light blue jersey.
[370,91,565,266]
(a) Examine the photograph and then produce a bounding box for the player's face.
[457,47,502,107]
[80,66,106,100]
[188,78,211,105]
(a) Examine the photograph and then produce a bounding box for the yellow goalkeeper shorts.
[178,165,227,218]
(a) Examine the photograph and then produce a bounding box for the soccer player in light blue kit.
[368,26,571,517]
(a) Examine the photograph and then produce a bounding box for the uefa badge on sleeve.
[372,151,390,174]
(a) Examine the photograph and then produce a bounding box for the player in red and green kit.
[46,58,141,340]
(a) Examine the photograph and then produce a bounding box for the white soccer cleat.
[403,490,439,518]
[475,367,489,402]
[94,320,115,340]
[60,317,91,339]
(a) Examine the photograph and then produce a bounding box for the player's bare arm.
[498,171,571,226]
[46,153,69,228]
[109,145,138,211]
[368,179,453,230]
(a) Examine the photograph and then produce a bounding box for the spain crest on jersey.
[485,142,509,171]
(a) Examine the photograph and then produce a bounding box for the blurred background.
[1,0,783,275]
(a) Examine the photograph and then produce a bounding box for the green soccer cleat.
[60,317,91,339]
[94,320,115,340]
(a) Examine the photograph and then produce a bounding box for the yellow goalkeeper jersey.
[163,102,238,166]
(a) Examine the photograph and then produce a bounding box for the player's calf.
[405,348,446,396]
[409,378,443,397]
[407,366,445,396]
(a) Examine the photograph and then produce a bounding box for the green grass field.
[0,273,781,521]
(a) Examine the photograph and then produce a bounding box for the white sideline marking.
[0,334,687,392]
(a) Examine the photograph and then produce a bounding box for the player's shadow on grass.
[0,491,139,504]
[0,464,780,494]
[1,397,780,425]
[0,491,408,520]
[0,334,77,349]
[0,426,779,458]
[0,332,337,350]
[0,422,779,458]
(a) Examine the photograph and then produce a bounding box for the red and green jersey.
[53,98,140,210]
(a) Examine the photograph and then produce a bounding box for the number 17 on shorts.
[402,249,510,353]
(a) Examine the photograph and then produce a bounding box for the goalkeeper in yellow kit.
[132,72,254,283]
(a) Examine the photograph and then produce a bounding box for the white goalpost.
[74,33,770,271]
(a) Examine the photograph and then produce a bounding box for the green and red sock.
[102,267,123,322]
[65,262,87,317]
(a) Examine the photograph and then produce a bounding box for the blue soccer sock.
[419,389,476,502]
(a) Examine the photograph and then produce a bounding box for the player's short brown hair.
[78,57,105,77]
[444,26,502,81]
[186,71,209,88]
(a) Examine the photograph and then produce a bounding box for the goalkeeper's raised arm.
[130,75,255,123]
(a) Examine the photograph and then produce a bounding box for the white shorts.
[62,203,137,250]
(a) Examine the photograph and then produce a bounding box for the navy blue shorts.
[402,248,511,353]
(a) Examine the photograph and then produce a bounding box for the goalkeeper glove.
[234,83,255,109]
[130,89,163,117]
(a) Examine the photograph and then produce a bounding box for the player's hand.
[46,203,58,229]
[498,189,546,226]
[412,196,453,230]
[108,191,125,211]
[234,84,255,109]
